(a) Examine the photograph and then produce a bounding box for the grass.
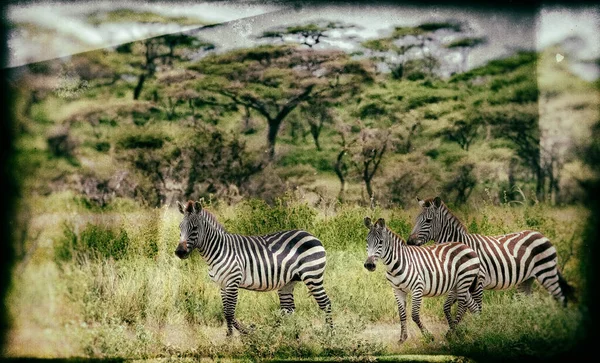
[5,195,588,360]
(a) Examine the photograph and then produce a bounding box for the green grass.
[5,196,588,360]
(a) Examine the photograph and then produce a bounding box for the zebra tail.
[558,270,577,305]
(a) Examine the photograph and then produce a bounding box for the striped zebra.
[175,200,332,336]
[363,217,481,342]
[407,196,575,308]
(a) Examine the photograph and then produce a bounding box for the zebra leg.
[443,289,458,330]
[534,268,566,306]
[453,285,474,328]
[471,274,485,312]
[470,275,484,314]
[277,281,298,314]
[411,287,433,341]
[516,277,535,296]
[220,284,248,336]
[393,289,408,343]
[303,279,333,328]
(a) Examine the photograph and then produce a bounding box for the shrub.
[47,127,78,160]
[314,206,370,251]
[118,134,166,149]
[95,141,111,152]
[225,194,317,236]
[55,222,130,264]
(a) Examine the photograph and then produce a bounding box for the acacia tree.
[349,125,393,201]
[333,121,358,202]
[190,45,373,160]
[446,37,487,73]
[485,104,544,201]
[439,116,482,151]
[300,99,335,151]
[115,33,214,100]
[362,22,474,78]
[260,21,358,48]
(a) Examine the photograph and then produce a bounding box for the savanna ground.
[5,192,587,362]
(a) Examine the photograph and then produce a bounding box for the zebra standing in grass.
[363,217,481,342]
[175,200,332,336]
[407,197,575,308]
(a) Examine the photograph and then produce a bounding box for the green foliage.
[314,207,371,251]
[448,295,582,361]
[406,93,453,111]
[279,149,335,172]
[417,22,462,32]
[446,37,486,49]
[118,134,166,149]
[55,222,130,264]
[451,52,537,82]
[225,195,317,236]
[94,141,111,152]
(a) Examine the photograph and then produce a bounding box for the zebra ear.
[193,200,203,214]
[364,216,372,229]
[177,201,185,214]
[433,196,442,208]
[375,218,386,228]
[417,197,424,207]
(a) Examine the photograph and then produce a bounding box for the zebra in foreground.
[174,200,332,336]
[407,196,575,308]
[363,217,481,342]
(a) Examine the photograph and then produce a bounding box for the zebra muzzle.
[407,234,422,245]
[175,241,189,259]
[364,256,376,271]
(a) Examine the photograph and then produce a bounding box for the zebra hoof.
[398,332,408,344]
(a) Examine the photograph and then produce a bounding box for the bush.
[314,206,370,251]
[118,134,167,149]
[279,150,334,173]
[55,222,130,264]
[95,142,111,152]
[447,295,582,361]
[47,127,78,160]
[225,194,317,236]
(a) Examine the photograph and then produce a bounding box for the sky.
[5,1,600,80]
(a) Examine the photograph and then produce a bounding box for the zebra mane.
[200,209,227,232]
[423,197,468,233]
[385,226,407,246]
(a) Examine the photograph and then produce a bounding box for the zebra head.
[407,196,442,246]
[175,200,203,259]
[363,216,386,272]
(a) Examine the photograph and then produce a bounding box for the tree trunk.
[536,164,544,202]
[133,74,146,100]
[267,118,283,160]
[334,150,347,203]
[364,175,374,200]
[310,124,322,151]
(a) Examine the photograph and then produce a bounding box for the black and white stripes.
[407,196,574,307]
[175,200,332,336]
[363,217,481,342]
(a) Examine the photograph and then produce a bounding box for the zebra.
[363,217,481,342]
[407,196,575,308]
[175,200,333,336]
